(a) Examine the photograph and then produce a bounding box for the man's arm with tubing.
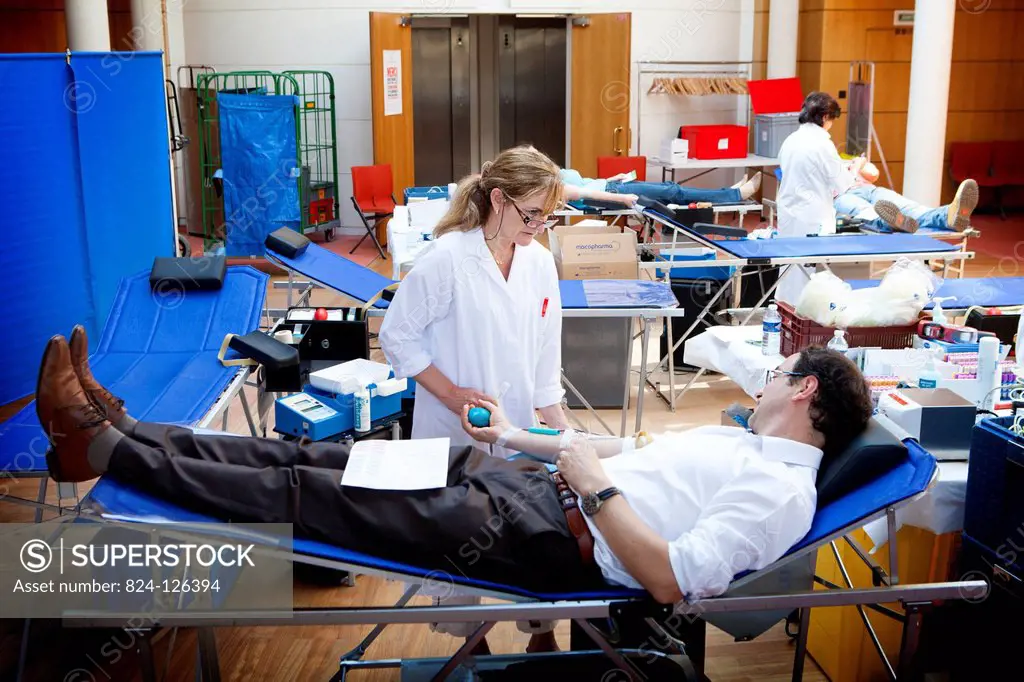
[461,400,631,460]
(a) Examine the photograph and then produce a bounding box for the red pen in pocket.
[541,297,549,318]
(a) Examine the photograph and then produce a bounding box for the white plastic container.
[354,388,371,432]
[310,359,392,395]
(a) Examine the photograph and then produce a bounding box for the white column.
[902,0,956,205]
[766,0,799,79]
[130,0,165,52]
[65,0,110,52]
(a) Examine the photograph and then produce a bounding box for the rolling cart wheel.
[324,227,336,242]
[177,233,191,257]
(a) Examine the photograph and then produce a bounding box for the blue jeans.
[834,185,949,231]
[606,181,741,205]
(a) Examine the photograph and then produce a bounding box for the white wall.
[178,0,754,228]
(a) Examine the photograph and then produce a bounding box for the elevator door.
[412,18,471,186]
[498,18,567,168]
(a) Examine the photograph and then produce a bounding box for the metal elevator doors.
[497,17,567,168]
[412,17,471,186]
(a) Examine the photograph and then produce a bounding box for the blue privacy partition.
[0,52,173,405]
[219,93,301,256]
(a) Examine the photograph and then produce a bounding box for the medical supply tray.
[778,301,918,356]
[963,416,1024,573]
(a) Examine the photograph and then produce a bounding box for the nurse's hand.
[557,437,612,496]
[442,386,495,416]
[460,398,510,444]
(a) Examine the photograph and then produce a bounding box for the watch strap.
[596,486,621,502]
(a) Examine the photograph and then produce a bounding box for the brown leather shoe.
[35,336,110,482]
[70,324,127,424]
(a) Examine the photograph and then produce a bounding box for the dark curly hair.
[798,91,841,127]
[789,347,873,456]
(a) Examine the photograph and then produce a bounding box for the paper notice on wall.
[383,49,403,116]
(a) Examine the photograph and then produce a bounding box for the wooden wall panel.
[800,0,1024,199]
[369,12,415,203]
[0,1,134,53]
[798,10,824,64]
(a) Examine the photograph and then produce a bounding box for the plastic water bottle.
[827,329,849,355]
[762,303,782,356]
[354,387,371,433]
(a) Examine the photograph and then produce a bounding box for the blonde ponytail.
[433,145,563,239]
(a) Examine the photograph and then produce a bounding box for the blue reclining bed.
[849,276,1024,309]
[63,422,985,682]
[0,266,268,517]
[641,208,973,410]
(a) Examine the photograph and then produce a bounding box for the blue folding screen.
[0,52,173,405]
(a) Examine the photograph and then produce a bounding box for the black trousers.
[109,423,607,593]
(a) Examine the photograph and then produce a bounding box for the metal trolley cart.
[195,70,340,252]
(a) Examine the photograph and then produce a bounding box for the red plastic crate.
[778,301,919,356]
[748,77,804,115]
[679,124,748,160]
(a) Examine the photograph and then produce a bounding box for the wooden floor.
[3,212,1020,681]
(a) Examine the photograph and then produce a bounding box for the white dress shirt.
[582,426,822,599]
[379,228,564,459]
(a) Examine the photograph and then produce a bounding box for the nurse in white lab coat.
[378,145,570,654]
[380,145,570,456]
[776,92,866,303]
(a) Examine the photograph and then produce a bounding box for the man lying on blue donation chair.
[559,168,762,209]
[832,162,980,234]
[40,328,872,606]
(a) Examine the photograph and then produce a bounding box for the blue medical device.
[275,392,344,441]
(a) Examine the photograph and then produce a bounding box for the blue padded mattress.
[0,267,267,473]
[81,438,935,602]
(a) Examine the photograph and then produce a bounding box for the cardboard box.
[549,224,638,280]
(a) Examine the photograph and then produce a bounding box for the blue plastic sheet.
[218,93,300,257]
[581,279,678,308]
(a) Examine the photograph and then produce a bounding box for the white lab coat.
[775,123,856,303]
[379,228,564,459]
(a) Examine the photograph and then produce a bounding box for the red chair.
[597,155,647,182]
[992,141,1024,185]
[350,164,396,258]
[949,142,996,187]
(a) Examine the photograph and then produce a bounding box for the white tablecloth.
[683,325,784,397]
[386,205,434,280]
[683,325,968,549]
[861,462,968,552]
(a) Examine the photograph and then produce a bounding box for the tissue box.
[660,138,688,165]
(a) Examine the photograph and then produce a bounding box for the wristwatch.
[581,487,621,516]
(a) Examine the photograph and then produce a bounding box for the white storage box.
[310,359,393,395]
[661,138,688,165]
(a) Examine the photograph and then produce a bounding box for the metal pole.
[791,608,811,682]
[429,622,495,682]
[831,542,897,681]
[574,619,644,682]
